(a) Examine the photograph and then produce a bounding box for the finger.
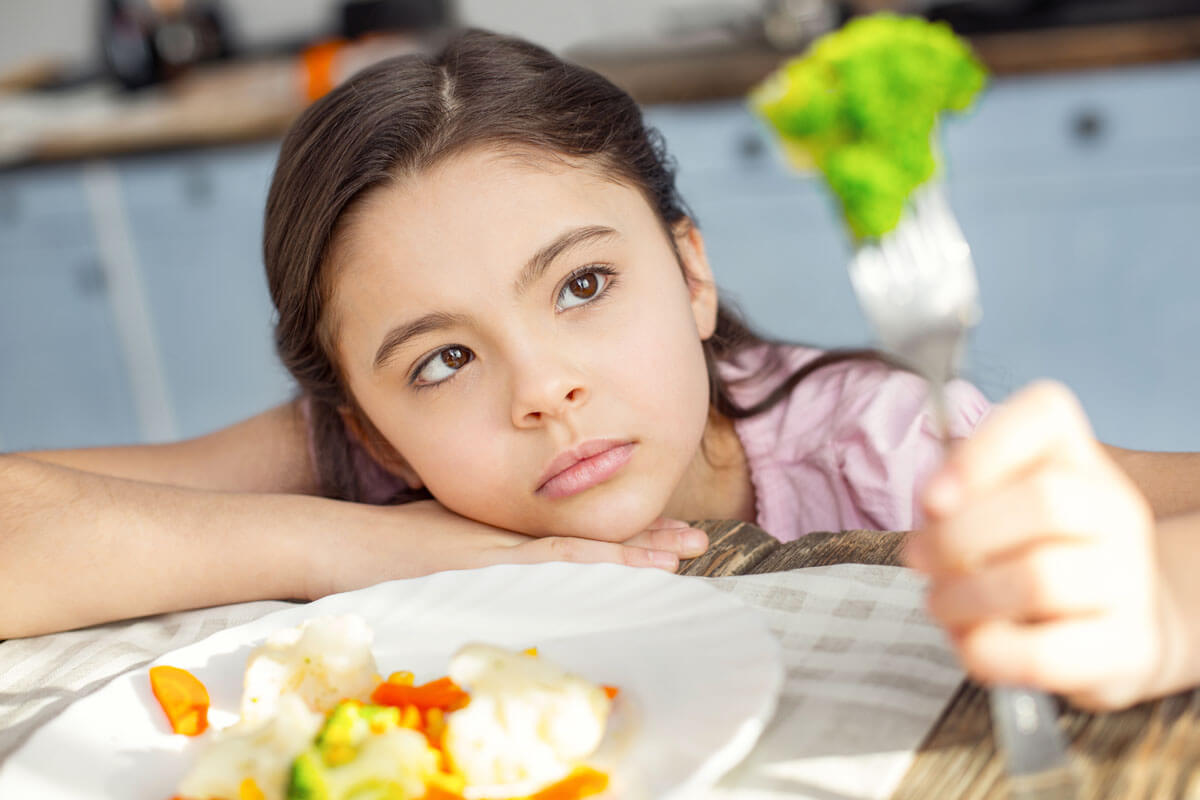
[925,381,1097,516]
[955,617,1158,709]
[624,525,708,557]
[926,542,1116,628]
[922,466,1124,571]
[642,517,692,531]
[508,537,679,571]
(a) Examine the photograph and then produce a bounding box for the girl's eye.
[413,345,473,386]
[556,268,611,311]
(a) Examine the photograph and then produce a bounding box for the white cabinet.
[114,144,292,440]
[0,166,139,450]
[0,142,292,450]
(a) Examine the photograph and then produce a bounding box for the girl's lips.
[536,443,635,499]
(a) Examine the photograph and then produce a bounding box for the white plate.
[0,562,783,799]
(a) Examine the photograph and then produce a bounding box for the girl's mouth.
[535,441,636,499]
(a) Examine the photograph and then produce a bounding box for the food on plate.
[149,665,211,736]
[177,693,323,800]
[750,13,987,239]
[288,700,450,800]
[157,616,615,800]
[442,644,612,797]
[240,614,379,726]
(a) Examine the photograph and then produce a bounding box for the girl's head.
[265,30,756,539]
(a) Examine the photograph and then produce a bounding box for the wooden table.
[682,520,1200,799]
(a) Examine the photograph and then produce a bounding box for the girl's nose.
[511,370,589,427]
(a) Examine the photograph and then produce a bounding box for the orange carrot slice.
[149,665,210,736]
[372,676,469,712]
[602,685,619,700]
[528,767,610,800]
[418,767,608,800]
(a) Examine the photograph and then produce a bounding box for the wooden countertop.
[3,16,1200,166]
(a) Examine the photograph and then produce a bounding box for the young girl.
[2,31,1198,706]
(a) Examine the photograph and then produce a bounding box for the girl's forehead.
[333,148,652,282]
[324,147,665,348]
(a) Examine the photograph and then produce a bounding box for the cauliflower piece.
[442,644,611,798]
[241,615,379,725]
[178,693,324,800]
[287,700,449,800]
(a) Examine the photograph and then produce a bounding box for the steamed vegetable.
[287,700,455,800]
[149,665,211,736]
[751,13,987,239]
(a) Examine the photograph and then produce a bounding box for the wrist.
[1148,512,1200,699]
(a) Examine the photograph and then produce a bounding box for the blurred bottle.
[100,0,233,90]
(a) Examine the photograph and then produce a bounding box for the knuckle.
[925,522,964,569]
[1028,470,1076,532]
[1022,634,1062,688]
[956,630,1001,684]
[649,528,677,551]
[1022,550,1062,611]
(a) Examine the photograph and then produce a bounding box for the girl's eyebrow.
[513,225,619,296]
[373,225,619,371]
[374,310,468,371]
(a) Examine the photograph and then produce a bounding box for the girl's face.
[328,147,720,541]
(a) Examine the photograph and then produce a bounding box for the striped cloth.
[0,565,962,800]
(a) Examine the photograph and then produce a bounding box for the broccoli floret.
[287,701,446,800]
[751,13,986,239]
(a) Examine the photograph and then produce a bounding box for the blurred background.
[1,0,1198,454]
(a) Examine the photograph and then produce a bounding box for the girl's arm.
[1103,446,1200,519]
[1150,510,1200,701]
[15,401,319,494]
[0,456,697,639]
[1,404,706,638]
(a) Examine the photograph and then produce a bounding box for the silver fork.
[848,181,1077,799]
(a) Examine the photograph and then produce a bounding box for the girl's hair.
[264,29,877,502]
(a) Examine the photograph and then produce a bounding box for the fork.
[847,180,1078,799]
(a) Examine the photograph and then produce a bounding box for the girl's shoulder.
[719,342,991,457]
[720,342,992,535]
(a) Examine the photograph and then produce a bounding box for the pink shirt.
[721,345,990,541]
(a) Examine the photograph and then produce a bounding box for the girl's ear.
[674,219,719,340]
[338,405,426,489]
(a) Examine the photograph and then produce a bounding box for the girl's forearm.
[1152,510,1200,699]
[1105,446,1200,518]
[0,453,340,639]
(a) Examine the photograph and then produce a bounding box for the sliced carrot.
[149,665,210,736]
[372,676,469,712]
[528,767,610,800]
[420,788,466,800]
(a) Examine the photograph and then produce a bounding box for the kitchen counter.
[573,14,1200,104]
[2,15,1200,167]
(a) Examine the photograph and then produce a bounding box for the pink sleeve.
[830,369,991,531]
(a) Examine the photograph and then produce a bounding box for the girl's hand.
[903,381,1166,710]
[312,500,709,600]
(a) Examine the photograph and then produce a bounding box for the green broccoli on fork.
[751,13,987,239]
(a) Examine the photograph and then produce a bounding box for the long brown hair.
[264,29,878,503]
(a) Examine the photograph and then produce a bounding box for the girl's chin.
[540,498,668,544]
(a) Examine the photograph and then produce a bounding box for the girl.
[1,31,1196,698]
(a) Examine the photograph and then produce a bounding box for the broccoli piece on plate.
[751,13,986,239]
[287,701,448,800]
